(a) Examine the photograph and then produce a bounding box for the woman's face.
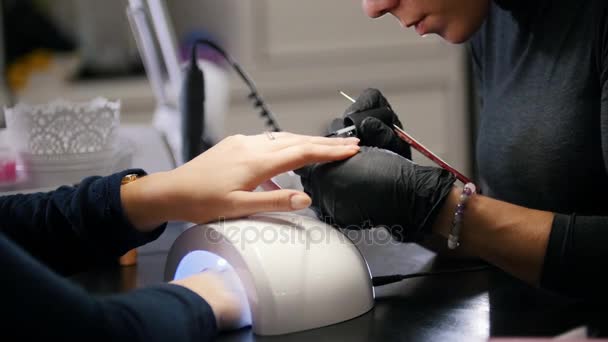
[362,0,490,43]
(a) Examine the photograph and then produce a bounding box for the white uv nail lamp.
[164,212,375,336]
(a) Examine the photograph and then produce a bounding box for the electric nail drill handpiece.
[180,45,212,163]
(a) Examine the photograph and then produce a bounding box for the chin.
[443,33,471,44]
[441,25,482,44]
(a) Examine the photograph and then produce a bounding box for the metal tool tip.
[339,91,356,103]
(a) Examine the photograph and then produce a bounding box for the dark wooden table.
[70,224,606,341]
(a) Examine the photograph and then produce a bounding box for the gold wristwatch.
[121,173,141,185]
[119,173,142,266]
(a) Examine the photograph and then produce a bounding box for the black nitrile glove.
[296,147,456,242]
[329,88,412,159]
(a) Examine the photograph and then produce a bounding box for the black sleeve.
[0,169,166,275]
[539,2,608,300]
[541,214,608,298]
[0,233,218,341]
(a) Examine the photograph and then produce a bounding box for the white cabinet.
[171,0,471,175]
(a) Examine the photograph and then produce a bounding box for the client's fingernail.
[290,194,311,210]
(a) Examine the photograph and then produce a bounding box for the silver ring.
[265,131,276,140]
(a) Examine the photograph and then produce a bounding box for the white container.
[20,137,135,188]
[2,98,128,190]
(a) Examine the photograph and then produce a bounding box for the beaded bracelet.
[447,183,477,250]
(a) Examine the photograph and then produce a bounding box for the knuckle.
[271,195,285,210]
[275,132,291,139]
[232,134,246,142]
[300,143,318,158]
[224,195,238,212]
[225,134,246,145]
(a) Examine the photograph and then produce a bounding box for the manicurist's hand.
[297,146,455,242]
[121,132,360,231]
[330,88,412,159]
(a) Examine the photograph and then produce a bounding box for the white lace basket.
[4,98,120,155]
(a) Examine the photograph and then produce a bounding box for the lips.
[406,16,427,36]
[405,17,424,28]
[414,19,426,35]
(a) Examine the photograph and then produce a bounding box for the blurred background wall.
[0,0,476,176]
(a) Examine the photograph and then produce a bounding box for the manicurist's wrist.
[431,186,462,239]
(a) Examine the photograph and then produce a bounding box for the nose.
[362,0,398,18]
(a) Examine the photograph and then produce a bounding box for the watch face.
[121,174,139,185]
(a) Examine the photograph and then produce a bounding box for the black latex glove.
[297,146,456,242]
[329,88,412,159]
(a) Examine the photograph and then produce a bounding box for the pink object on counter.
[0,159,17,183]
[489,339,606,341]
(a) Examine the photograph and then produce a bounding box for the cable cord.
[372,264,493,287]
[191,39,282,132]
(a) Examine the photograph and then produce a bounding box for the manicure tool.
[336,91,472,184]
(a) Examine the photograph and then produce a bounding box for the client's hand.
[122,132,360,230]
[171,268,251,331]
[297,147,455,242]
[331,88,411,159]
